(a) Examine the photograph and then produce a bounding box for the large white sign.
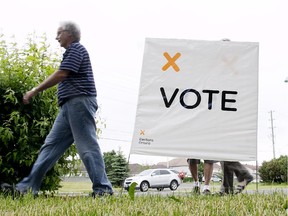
[131,38,259,161]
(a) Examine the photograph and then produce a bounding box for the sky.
[1,0,287,165]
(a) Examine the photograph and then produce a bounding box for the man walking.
[1,21,113,197]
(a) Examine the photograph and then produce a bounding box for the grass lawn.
[0,181,287,215]
[0,190,287,216]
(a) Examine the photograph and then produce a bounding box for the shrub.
[259,155,287,183]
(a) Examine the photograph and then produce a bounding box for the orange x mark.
[140,130,145,135]
[162,52,181,72]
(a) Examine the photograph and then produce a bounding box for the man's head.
[56,21,81,49]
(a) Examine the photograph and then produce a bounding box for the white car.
[123,168,182,192]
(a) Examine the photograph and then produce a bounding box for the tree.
[259,155,287,183]
[0,33,80,192]
[103,150,129,187]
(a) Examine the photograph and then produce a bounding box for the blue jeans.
[16,96,113,194]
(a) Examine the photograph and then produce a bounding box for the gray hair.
[59,21,81,42]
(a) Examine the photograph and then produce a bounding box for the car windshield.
[138,169,152,176]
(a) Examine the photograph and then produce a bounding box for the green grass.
[0,191,287,215]
[0,182,287,215]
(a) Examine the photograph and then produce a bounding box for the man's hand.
[23,88,38,104]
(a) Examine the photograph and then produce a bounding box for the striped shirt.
[57,42,97,106]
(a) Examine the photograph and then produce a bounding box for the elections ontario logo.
[138,130,154,145]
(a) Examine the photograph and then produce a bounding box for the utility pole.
[269,110,276,159]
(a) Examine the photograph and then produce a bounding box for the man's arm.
[23,69,70,104]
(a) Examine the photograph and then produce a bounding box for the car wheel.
[170,180,178,190]
[140,181,149,192]
[157,188,164,191]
